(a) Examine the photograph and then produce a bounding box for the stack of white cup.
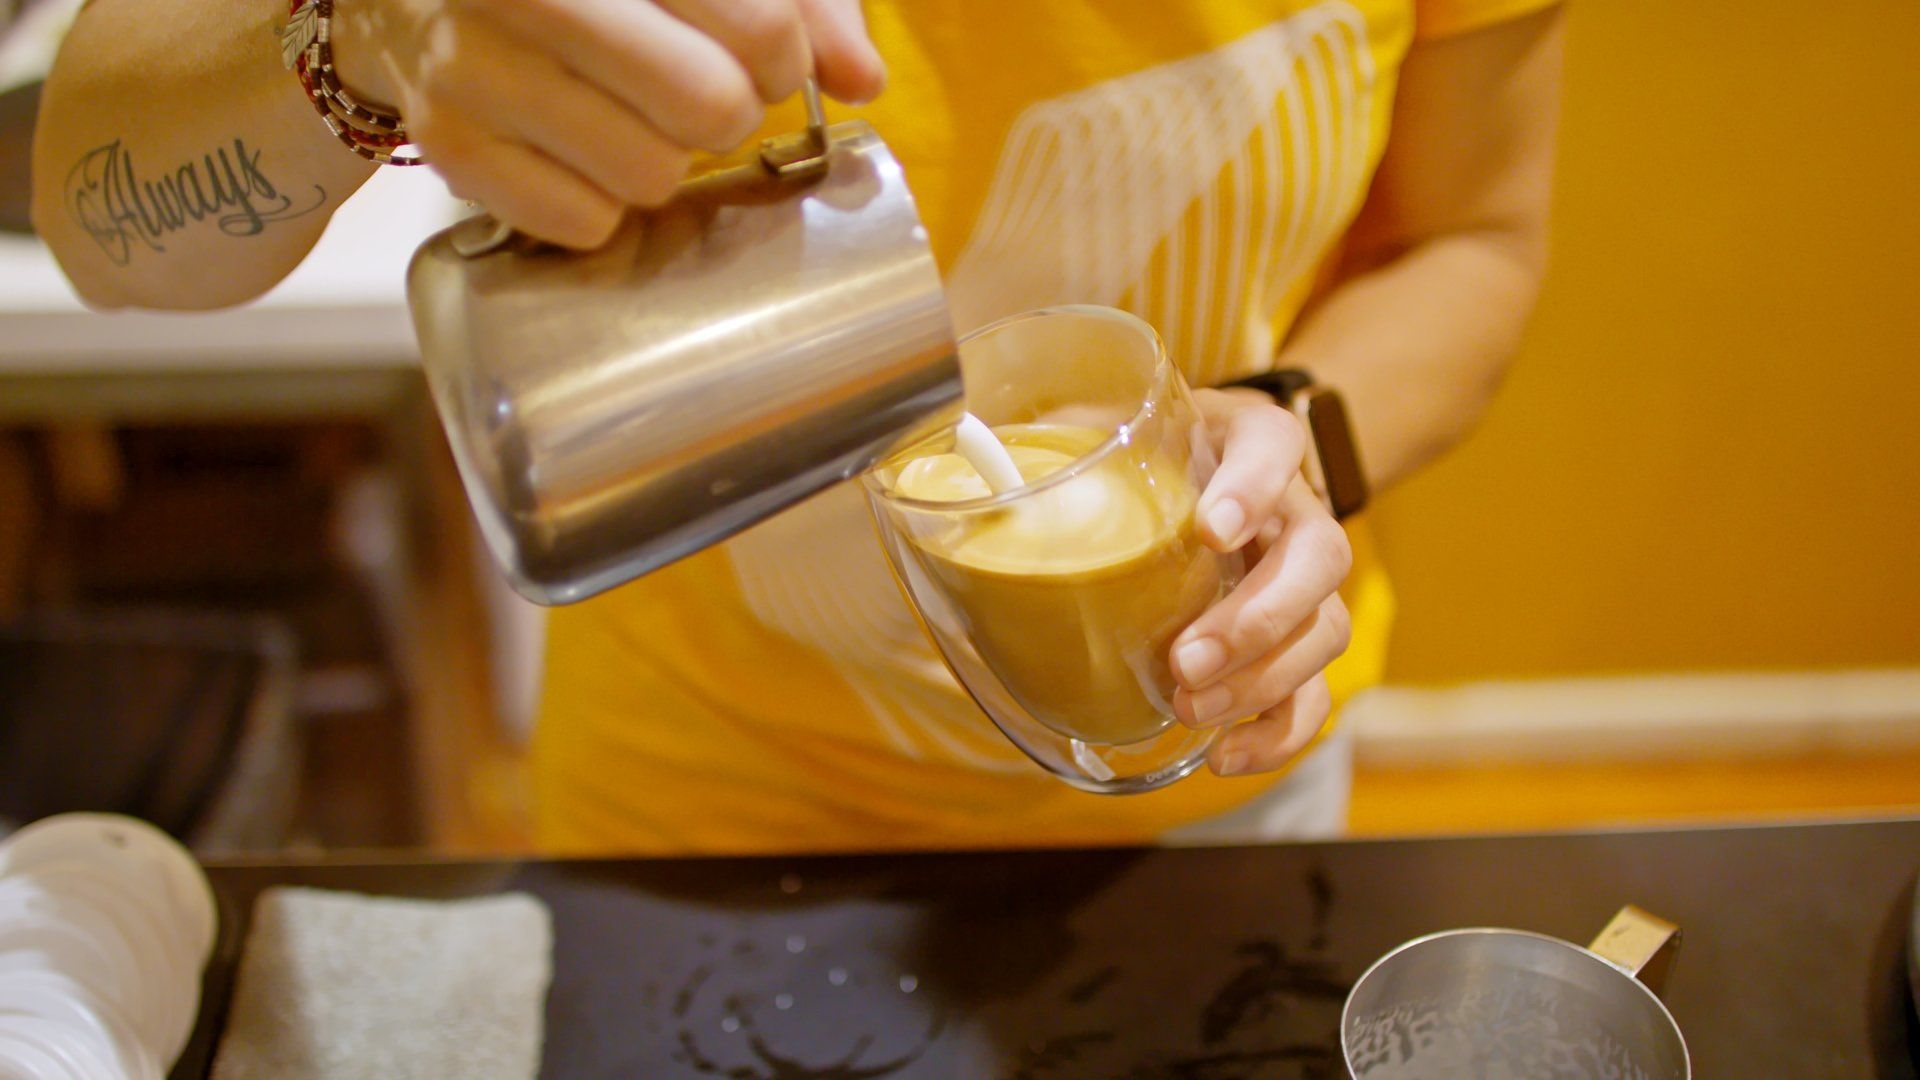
[0,814,217,1079]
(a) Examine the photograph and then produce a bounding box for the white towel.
[211,887,550,1080]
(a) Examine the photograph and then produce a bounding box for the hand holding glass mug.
[867,307,1354,791]
[1173,387,1355,777]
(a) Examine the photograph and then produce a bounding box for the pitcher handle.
[1589,904,1683,995]
[759,77,833,179]
[454,79,834,258]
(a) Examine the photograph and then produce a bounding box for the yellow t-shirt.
[531,0,1552,855]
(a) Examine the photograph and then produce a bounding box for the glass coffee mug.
[863,306,1247,792]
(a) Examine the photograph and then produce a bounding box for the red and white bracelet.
[280,0,426,165]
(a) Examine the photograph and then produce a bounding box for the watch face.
[1303,390,1368,521]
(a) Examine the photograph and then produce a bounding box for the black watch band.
[1221,368,1370,521]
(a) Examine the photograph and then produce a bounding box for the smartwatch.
[1221,368,1369,521]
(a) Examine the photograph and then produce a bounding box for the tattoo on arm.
[63,137,327,265]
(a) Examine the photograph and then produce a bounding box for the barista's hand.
[1171,389,1354,777]
[330,0,885,248]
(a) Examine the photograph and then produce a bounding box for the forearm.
[1279,6,1562,492]
[1279,226,1544,491]
[30,0,374,309]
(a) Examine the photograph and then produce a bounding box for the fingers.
[1169,394,1352,780]
[469,0,883,161]
[657,0,811,103]
[1173,595,1351,729]
[406,97,624,248]
[1172,478,1352,691]
[397,0,886,249]
[1206,673,1333,777]
[1194,393,1306,552]
[451,20,690,209]
[797,0,887,103]
[469,0,766,153]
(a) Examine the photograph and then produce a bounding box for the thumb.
[797,0,887,103]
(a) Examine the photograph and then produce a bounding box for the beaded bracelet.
[280,0,426,165]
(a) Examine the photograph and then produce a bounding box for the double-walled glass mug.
[863,306,1247,792]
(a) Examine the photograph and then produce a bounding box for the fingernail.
[1205,499,1247,546]
[1174,637,1226,686]
[1214,749,1248,777]
[1189,684,1233,726]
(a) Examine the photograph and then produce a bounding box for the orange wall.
[1372,0,1920,682]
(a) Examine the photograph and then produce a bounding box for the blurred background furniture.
[0,166,542,853]
[0,609,299,851]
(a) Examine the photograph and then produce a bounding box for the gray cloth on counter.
[211,886,551,1080]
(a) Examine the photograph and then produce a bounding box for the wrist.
[326,0,402,110]
[1220,367,1370,521]
[1217,385,1281,411]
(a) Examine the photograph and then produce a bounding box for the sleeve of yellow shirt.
[1415,0,1564,40]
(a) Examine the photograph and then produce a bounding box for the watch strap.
[1220,368,1370,521]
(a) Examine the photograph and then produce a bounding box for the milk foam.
[889,422,1168,577]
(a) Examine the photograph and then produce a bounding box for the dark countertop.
[176,817,1920,1078]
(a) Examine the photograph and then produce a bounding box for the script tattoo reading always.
[64,138,326,265]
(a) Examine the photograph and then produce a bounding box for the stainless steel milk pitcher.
[407,83,959,604]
